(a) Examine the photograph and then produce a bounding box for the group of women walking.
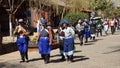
[14,17,119,64]
[14,18,75,64]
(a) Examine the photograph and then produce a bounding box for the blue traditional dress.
[63,27,75,56]
[83,22,91,39]
[38,29,51,55]
[17,36,29,62]
[14,18,29,62]
[17,36,29,54]
[84,27,91,39]
[59,20,75,62]
[37,19,51,64]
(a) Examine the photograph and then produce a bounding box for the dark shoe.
[44,59,50,64]
[20,60,25,63]
[80,42,83,46]
[85,41,87,43]
[70,59,73,62]
[26,59,29,63]
[93,37,95,40]
[44,61,49,64]
[67,56,70,62]
[90,37,92,40]
[67,59,72,63]
[60,58,66,61]
[44,61,48,64]
[41,54,44,59]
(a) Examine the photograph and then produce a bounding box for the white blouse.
[64,27,75,38]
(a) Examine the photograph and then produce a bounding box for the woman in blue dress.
[36,19,53,64]
[83,19,91,43]
[17,31,29,63]
[13,19,29,63]
[60,20,75,62]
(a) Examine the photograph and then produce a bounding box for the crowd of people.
[13,17,120,64]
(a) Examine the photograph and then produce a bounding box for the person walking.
[60,20,75,62]
[96,19,103,37]
[109,18,115,35]
[83,19,91,43]
[36,19,53,64]
[103,19,109,35]
[76,19,84,45]
[89,20,96,40]
[13,19,29,63]
[57,24,65,61]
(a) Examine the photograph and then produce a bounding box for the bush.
[63,12,88,25]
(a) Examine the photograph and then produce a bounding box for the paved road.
[0,31,120,68]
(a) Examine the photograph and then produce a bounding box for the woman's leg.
[59,40,65,60]
[25,52,28,62]
[20,52,25,62]
[44,54,50,64]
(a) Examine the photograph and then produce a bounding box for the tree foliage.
[90,0,114,18]
[114,8,120,17]
[27,0,115,25]
[63,12,88,25]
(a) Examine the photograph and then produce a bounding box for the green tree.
[114,8,120,17]
[63,12,88,25]
[91,0,114,18]
[60,0,90,20]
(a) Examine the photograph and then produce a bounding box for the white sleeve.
[70,27,75,38]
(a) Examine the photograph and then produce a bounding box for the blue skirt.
[17,36,29,53]
[63,38,74,56]
[84,28,91,39]
[38,37,51,54]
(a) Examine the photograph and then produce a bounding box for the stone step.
[2,36,17,44]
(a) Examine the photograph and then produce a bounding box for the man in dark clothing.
[96,19,103,37]
[76,19,84,45]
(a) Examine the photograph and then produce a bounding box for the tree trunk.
[61,7,66,20]
[9,14,12,36]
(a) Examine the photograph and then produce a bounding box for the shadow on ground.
[75,38,103,46]
[0,43,17,55]
[72,56,89,63]
[89,38,103,42]
[50,55,89,63]
[28,58,43,62]
[50,50,82,58]
[84,43,94,46]
[75,41,94,46]
[0,62,25,68]
[103,49,120,54]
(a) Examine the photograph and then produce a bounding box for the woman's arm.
[24,29,30,36]
[13,26,19,35]
[48,28,53,45]
[36,32,40,45]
